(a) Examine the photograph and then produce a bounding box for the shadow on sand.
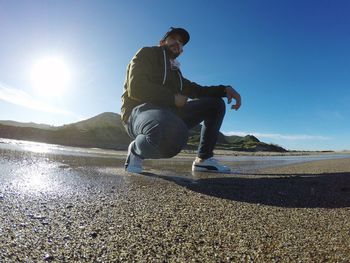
[142,172,350,208]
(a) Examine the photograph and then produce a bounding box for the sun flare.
[31,56,71,97]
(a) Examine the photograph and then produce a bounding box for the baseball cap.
[161,27,190,46]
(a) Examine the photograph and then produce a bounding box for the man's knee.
[140,111,188,158]
[211,97,225,112]
[197,97,225,112]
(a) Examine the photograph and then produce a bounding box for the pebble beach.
[0,146,350,262]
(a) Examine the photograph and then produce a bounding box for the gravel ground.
[0,149,349,262]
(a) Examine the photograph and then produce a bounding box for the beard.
[166,44,182,59]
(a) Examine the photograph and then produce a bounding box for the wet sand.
[0,148,350,262]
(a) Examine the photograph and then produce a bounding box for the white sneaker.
[192,157,231,173]
[125,141,143,173]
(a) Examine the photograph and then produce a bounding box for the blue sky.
[0,0,349,151]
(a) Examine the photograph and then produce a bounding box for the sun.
[31,56,71,97]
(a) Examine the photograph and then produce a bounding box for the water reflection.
[23,141,52,154]
[25,170,48,191]
[12,158,59,193]
[0,138,124,158]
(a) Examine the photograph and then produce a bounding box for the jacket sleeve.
[127,47,175,106]
[181,77,227,98]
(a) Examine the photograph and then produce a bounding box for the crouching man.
[121,27,241,173]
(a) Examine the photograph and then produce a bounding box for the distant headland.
[0,112,287,152]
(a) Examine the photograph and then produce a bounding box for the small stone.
[340,187,350,192]
[89,232,98,238]
[28,214,46,220]
[44,253,54,261]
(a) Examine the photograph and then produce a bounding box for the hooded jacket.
[121,46,227,124]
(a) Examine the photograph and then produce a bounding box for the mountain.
[219,134,286,152]
[0,120,56,130]
[0,112,287,152]
[0,113,131,150]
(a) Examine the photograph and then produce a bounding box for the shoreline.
[2,137,350,158]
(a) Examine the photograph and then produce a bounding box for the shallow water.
[1,137,350,211]
[1,137,349,173]
[0,138,124,158]
[218,154,350,172]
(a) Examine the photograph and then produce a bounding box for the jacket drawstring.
[162,49,167,85]
[177,71,183,92]
[163,48,183,92]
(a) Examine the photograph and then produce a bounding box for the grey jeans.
[125,97,226,159]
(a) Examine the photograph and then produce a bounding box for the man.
[121,27,241,173]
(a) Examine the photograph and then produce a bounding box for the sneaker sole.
[192,165,231,173]
[125,141,143,174]
[125,167,143,173]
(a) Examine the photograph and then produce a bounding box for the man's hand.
[225,86,241,110]
[175,94,188,107]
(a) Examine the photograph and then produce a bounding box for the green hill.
[0,113,131,150]
[0,112,287,152]
[187,126,286,152]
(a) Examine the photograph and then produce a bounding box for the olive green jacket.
[121,46,227,123]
